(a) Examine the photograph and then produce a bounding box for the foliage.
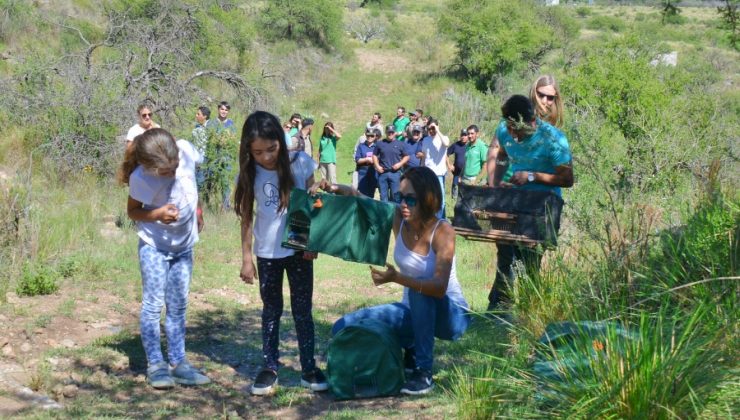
[199,129,239,210]
[660,0,685,24]
[439,0,577,91]
[359,0,399,8]
[586,14,627,31]
[718,0,740,49]
[258,0,343,51]
[0,1,264,176]
[16,262,58,296]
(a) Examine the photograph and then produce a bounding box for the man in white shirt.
[418,119,450,218]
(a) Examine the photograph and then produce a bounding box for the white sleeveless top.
[396,219,468,308]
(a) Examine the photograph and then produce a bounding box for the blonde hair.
[529,75,564,128]
[117,128,179,185]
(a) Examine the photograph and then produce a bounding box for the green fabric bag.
[326,319,405,400]
[533,321,637,402]
[282,189,395,266]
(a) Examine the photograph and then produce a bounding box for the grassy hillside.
[0,0,737,417]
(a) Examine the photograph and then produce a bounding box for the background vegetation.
[0,0,737,417]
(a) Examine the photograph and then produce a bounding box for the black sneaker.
[300,368,329,392]
[250,368,278,396]
[403,348,416,374]
[400,369,434,395]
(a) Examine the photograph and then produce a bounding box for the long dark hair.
[234,111,294,222]
[401,166,442,222]
[117,128,178,185]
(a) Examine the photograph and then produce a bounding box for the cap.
[412,125,423,133]
[410,111,418,116]
[365,128,374,135]
[385,124,396,133]
[460,129,468,136]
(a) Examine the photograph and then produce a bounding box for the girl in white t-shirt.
[233,111,327,396]
[118,128,209,390]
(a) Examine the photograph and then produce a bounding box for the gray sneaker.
[147,361,175,389]
[170,360,211,386]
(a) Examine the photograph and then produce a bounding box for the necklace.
[406,220,432,242]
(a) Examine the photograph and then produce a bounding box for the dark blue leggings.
[257,254,316,373]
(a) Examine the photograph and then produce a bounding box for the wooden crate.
[452,185,564,248]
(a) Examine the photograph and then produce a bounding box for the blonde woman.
[487,75,565,185]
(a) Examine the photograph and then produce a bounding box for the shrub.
[439,0,576,91]
[16,262,58,296]
[258,0,343,51]
[586,15,627,32]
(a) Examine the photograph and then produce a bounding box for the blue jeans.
[436,175,446,219]
[138,241,192,367]
[377,171,401,203]
[489,244,542,308]
[332,291,470,371]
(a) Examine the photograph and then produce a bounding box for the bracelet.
[196,207,203,217]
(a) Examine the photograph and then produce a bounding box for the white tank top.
[396,219,468,308]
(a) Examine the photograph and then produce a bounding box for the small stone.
[34,328,44,335]
[46,339,58,347]
[2,344,14,357]
[60,339,75,348]
[5,292,20,303]
[48,357,59,366]
[62,384,78,398]
[20,343,31,353]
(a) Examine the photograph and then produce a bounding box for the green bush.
[586,15,627,32]
[576,6,592,18]
[439,0,576,91]
[16,262,59,297]
[258,0,343,51]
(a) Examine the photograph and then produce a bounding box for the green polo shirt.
[463,140,488,178]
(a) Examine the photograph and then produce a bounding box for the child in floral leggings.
[119,128,210,389]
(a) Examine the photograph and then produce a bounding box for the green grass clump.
[16,262,58,296]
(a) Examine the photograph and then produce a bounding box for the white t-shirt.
[129,140,202,253]
[125,123,160,143]
[252,151,317,259]
[420,134,450,176]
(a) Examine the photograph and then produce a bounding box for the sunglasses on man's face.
[393,192,417,207]
[537,91,556,101]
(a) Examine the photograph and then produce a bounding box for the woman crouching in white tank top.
[311,166,470,396]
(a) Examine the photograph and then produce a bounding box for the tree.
[439,0,577,91]
[258,0,343,51]
[718,0,739,50]
[660,0,683,24]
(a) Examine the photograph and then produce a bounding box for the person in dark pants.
[488,95,573,313]
[373,124,409,202]
[355,128,378,198]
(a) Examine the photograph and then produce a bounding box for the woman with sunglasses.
[125,104,160,149]
[487,75,565,186]
[311,166,470,396]
[529,74,564,128]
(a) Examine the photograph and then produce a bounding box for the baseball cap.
[410,111,418,116]
[302,118,314,127]
[365,127,374,135]
[385,124,396,133]
[412,125,423,133]
[460,129,468,136]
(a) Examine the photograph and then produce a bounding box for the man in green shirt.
[392,107,411,141]
[462,125,488,185]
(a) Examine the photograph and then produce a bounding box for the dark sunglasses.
[537,91,556,101]
[393,192,417,207]
[140,113,152,118]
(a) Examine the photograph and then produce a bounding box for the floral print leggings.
[138,241,192,367]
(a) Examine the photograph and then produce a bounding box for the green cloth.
[288,127,299,138]
[393,116,410,140]
[327,318,405,399]
[319,135,338,163]
[282,188,395,266]
[463,140,488,178]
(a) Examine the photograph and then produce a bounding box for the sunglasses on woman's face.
[140,113,152,118]
[393,192,417,207]
[537,91,556,101]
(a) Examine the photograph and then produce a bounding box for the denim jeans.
[332,291,470,371]
[436,175,446,219]
[377,171,401,203]
[138,241,192,367]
